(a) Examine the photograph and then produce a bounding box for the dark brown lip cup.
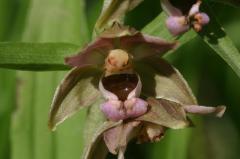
[102,74,138,101]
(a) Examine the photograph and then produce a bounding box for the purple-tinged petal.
[183,105,226,117]
[166,16,190,36]
[124,98,148,118]
[188,1,201,17]
[120,33,177,59]
[48,66,101,130]
[161,0,183,16]
[135,58,197,105]
[82,120,122,159]
[103,121,141,155]
[65,37,114,67]
[100,23,138,38]
[195,12,210,25]
[101,100,125,121]
[137,98,190,129]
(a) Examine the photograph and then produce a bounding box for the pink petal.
[124,98,148,118]
[120,33,177,59]
[188,1,201,17]
[183,105,226,117]
[101,100,125,121]
[65,37,114,67]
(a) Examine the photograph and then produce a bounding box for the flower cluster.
[48,24,225,159]
[161,0,210,36]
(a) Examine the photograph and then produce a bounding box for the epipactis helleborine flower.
[161,0,210,36]
[63,24,179,123]
[48,24,226,159]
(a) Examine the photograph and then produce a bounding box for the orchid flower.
[161,0,210,36]
[48,24,225,159]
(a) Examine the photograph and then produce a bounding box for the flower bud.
[166,16,190,36]
[194,12,210,26]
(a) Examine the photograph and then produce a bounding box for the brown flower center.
[102,74,138,101]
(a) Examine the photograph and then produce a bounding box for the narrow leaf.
[11,1,90,159]
[0,69,15,159]
[199,4,240,78]
[211,0,240,7]
[0,42,79,70]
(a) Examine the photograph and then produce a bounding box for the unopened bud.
[194,12,210,26]
[166,16,190,36]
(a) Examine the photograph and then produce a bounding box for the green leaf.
[0,69,15,159]
[199,4,240,78]
[211,0,240,7]
[11,1,90,159]
[0,42,79,71]
[49,66,102,130]
[94,0,143,35]
[142,12,173,40]
[143,9,240,79]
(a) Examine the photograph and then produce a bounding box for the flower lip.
[99,73,141,101]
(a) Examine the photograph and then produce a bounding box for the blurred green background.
[0,0,240,159]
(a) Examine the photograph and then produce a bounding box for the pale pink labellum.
[101,100,125,121]
[101,98,148,121]
[124,98,148,118]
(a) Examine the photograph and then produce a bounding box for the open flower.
[161,0,210,36]
[48,24,225,159]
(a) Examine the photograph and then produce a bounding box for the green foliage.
[199,4,240,78]
[0,42,79,70]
